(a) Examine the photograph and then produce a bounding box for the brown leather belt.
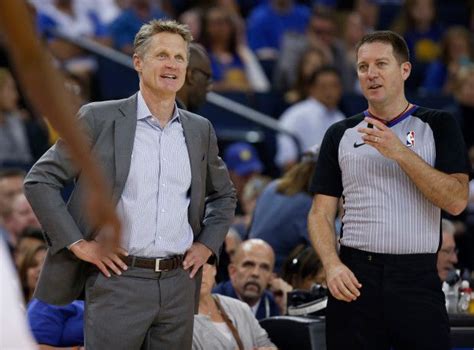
[120,255,184,272]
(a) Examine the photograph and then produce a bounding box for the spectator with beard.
[213,239,292,319]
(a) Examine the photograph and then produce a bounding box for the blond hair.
[134,19,193,57]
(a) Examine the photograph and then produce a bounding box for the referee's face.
[356,42,411,108]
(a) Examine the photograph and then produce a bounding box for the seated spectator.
[193,262,276,350]
[27,298,84,349]
[232,174,271,239]
[19,244,47,302]
[223,142,263,216]
[451,65,474,149]
[179,7,203,46]
[200,6,269,93]
[1,193,42,252]
[246,0,310,61]
[275,66,344,171]
[216,228,242,283]
[275,9,346,96]
[354,0,380,33]
[249,147,318,273]
[176,43,213,113]
[0,169,25,203]
[281,244,325,290]
[0,68,49,168]
[34,0,110,90]
[108,0,167,55]
[391,0,443,89]
[422,26,473,95]
[15,227,45,267]
[213,239,292,319]
[437,219,458,282]
[281,46,328,104]
[0,169,25,251]
[225,228,242,262]
[339,11,367,94]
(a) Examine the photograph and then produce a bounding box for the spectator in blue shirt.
[28,299,84,348]
[246,0,310,61]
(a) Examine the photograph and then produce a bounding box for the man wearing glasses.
[176,43,213,112]
[437,219,459,282]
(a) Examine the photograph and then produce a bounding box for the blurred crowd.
[1,0,474,348]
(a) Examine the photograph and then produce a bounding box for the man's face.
[188,55,212,111]
[229,245,274,306]
[133,32,188,98]
[309,17,335,46]
[0,75,19,111]
[0,176,24,204]
[311,72,342,110]
[11,194,41,230]
[357,42,410,108]
[437,233,458,281]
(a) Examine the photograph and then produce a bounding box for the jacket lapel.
[112,94,137,203]
[180,110,201,218]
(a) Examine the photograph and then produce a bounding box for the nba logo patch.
[406,131,415,147]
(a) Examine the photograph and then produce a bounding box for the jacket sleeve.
[23,105,95,254]
[196,120,236,259]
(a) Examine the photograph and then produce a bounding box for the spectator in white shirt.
[275,66,344,171]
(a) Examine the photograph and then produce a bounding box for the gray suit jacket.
[24,94,236,305]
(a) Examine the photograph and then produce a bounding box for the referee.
[308,31,470,349]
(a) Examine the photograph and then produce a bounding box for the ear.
[186,68,196,86]
[401,61,411,81]
[228,263,236,279]
[133,53,142,73]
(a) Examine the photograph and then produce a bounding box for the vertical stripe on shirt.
[116,92,193,257]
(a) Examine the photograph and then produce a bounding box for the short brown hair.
[134,19,193,57]
[356,30,410,64]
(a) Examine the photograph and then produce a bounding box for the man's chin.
[242,288,261,300]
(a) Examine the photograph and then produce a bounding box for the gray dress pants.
[84,266,196,350]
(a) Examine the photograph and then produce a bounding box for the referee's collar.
[364,105,418,127]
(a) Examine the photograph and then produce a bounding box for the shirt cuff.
[67,239,84,250]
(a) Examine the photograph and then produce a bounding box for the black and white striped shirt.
[311,106,469,254]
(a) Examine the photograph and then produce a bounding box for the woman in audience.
[284,47,327,104]
[422,26,473,94]
[0,68,49,168]
[248,147,318,273]
[15,228,45,268]
[200,6,269,93]
[193,261,276,350]
[391,0,443,89]
[281,244,325,290]
[19,244,47,302]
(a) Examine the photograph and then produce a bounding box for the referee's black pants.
[326,245,450,350]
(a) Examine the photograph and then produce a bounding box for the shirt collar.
[363,104,418,128]
[136,91,180,123]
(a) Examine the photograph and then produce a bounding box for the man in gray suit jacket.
[24,19,236,350]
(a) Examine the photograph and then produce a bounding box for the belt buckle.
[155,258,163,272]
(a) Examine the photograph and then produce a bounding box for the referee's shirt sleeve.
[430,111,470,175]
[309,122,344,197]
